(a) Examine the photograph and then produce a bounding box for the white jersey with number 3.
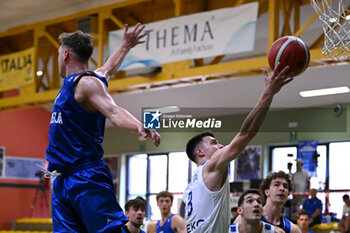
[183,161,230,233]
[229,222,275,233]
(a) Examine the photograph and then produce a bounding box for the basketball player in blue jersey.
[236,171,300,233]
[258,171,301,233]
[122,198,147,233]
[147,191,186,233]
[46,23,160,233]
[229,189,276,233]
[183,63,293,233]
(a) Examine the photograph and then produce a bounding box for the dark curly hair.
[259,171,293,201]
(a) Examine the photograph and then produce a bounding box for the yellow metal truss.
[0,0,341,111]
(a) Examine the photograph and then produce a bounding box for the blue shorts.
[51,159,128,233]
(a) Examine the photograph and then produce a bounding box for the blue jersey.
[261,215,291,233]
[46,71,108,172]
[303,198,323,223]
[156,214,176,233]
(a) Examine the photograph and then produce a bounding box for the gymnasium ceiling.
[0,0,124,32]
[0,0,349,120]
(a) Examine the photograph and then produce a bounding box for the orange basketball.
[268,36,310,77]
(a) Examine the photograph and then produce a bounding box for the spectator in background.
[339,194,350,233]
[295,189,322,227]
[147,191,186,233]
[231,207,239,224]
[292,159,310,212]
[296,212,315,233]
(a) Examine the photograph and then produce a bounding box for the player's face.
[239,193,263,221]
[297,215,310,230]
[125,206,145,227]
[265,178,289,204]
[157,197,172,215]
[200,136,224,158]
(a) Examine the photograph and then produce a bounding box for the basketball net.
[310,0,350,61]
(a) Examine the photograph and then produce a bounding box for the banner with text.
[108,3,258,70]
[0,47,35,91]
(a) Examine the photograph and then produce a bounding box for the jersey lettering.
[187,191,193,216]
[50,111,63,124]
[186,219,204,233]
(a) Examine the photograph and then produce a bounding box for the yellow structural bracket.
[0,0,338,111]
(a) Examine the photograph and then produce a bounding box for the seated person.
[295,189,322,227]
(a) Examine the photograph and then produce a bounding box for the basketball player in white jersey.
[229,189,276,233]
[183,63,293,233]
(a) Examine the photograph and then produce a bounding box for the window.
[127,154,147,197]
[328,192,347,219]
[169,152,191,193]
[271,146,297,173]
[126,152,193,219]
[149,155,167,193]
[328,142,350,219]
[270,144,326,189]
[329,142,350,190]
[270,141,350,220]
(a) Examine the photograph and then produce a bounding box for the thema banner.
[0,47,35,91]
[108,3,258,70]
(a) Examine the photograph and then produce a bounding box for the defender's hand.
[122,23,146,50]
[140,128,161,147]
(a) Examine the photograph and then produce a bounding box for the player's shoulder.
[290,221,302,233]
[262,221,274,232]
[171,214,185,225]
[146,220,157,233]
[74,73,106,94]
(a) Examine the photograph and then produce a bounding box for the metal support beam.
[268,0,280,47]
[0,0,342,111]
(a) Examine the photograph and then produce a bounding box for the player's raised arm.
[95,22,146,80]
[75,75,160,146]
[211,63,293,170]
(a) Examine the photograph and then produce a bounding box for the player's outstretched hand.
[140,129,161,147]
[122,22,146,50]
[262,62,293,95]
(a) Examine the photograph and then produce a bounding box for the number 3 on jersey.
[187,191,193,216]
